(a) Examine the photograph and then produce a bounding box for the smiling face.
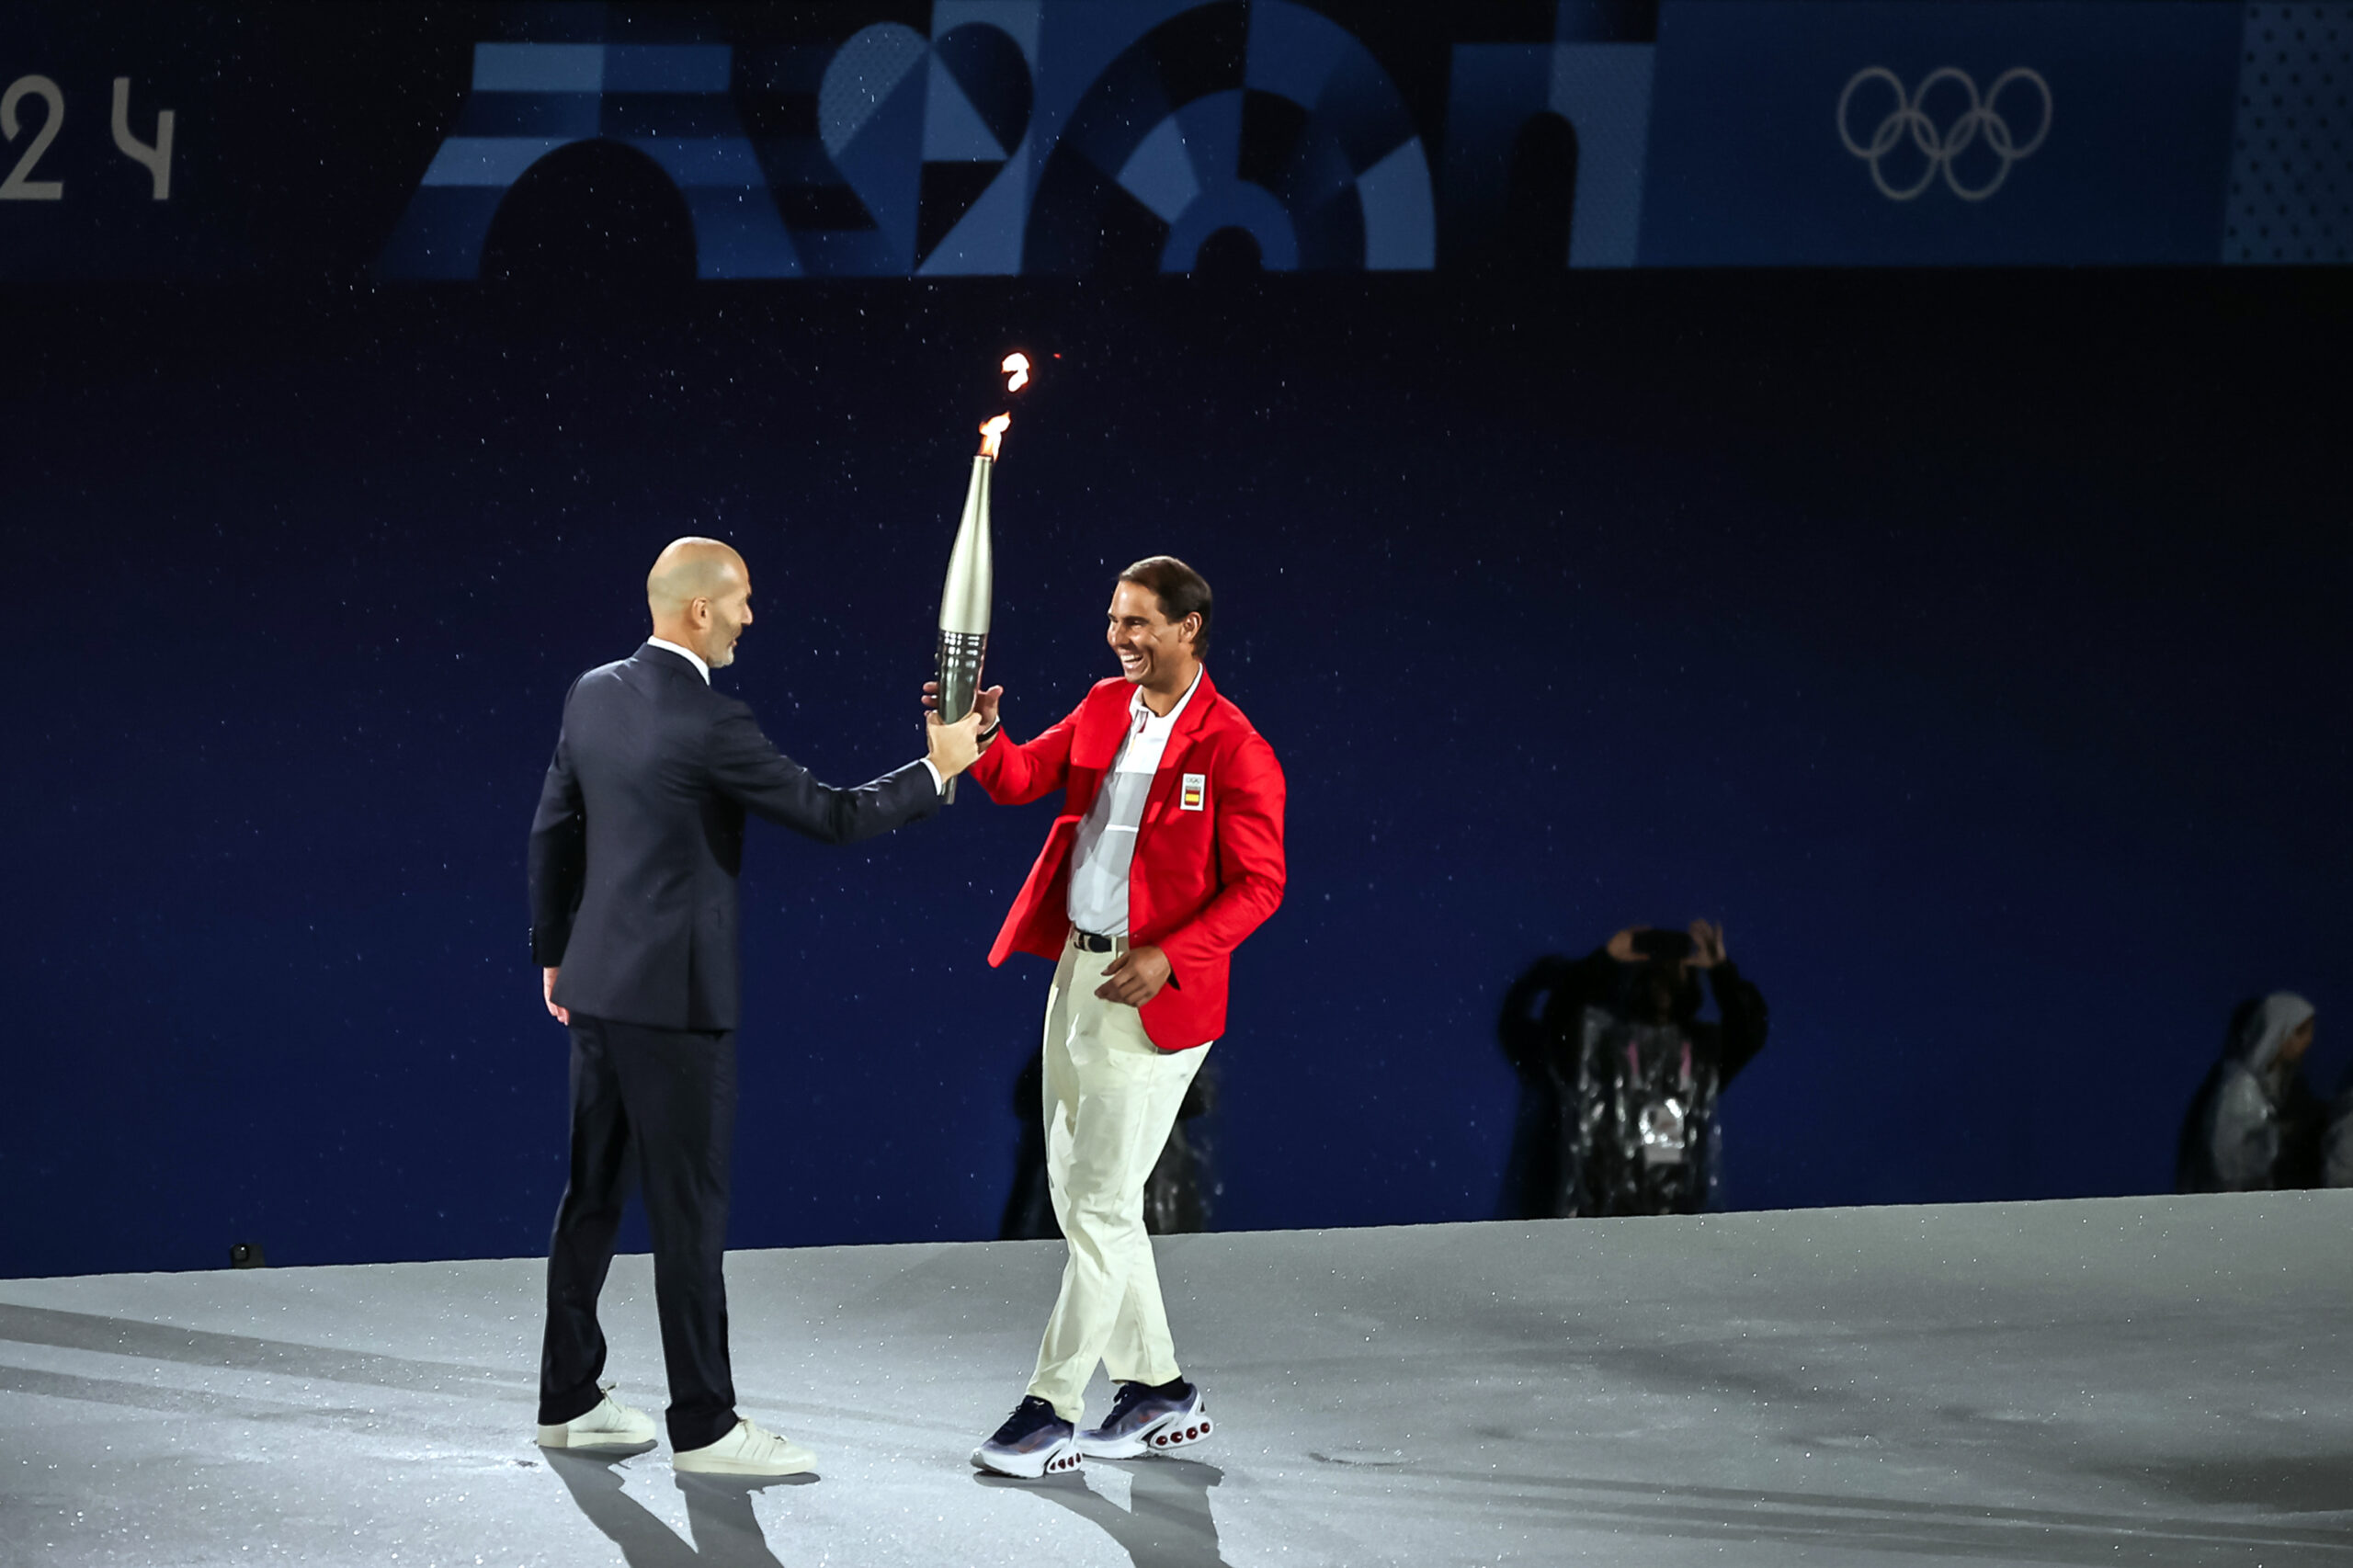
[1105,578,1200,699]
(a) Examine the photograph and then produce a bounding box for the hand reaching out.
[925,710,986,779]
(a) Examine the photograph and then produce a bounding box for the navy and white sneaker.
[1076,1379,1211,1460]
[972,1395,1084,1478]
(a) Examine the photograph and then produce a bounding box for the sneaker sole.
[1078,1408,1212,1460]
[536,1426,657,1452]
[971,1436,1083,1478]
[673,1448,817,1477]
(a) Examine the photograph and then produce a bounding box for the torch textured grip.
[935,628,988,805]
[935,629,988,722]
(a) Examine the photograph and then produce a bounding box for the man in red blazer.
[942,556,1286,1478]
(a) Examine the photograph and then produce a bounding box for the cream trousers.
[1026,939,1210,1422]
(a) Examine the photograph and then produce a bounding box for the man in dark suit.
[527,537,983,1477]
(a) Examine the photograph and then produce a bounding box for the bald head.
[647,537,755,669]
[648,537,745,617]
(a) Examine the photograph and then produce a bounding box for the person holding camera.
[1497,920,1768,1219]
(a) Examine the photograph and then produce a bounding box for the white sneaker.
[1076,1380,1211,1460]
[673,1417,817,1477]
[536,1386,657,1451]
[972,1394,1083,1478]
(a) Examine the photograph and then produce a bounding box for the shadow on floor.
[1400,1469,2353,1566]
[547,1451,813,1568]
[977,1460,1227,1568]
[0,1361,383,1425]
[0,1302,520,1395]
[2094,1455,2353,1516]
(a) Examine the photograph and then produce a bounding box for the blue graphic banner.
[1641,2,2246,266]
[0,1,2341,279]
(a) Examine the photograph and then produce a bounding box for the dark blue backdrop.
[3,259,2347,1278]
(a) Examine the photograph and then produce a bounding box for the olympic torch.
[934,353,1031,801]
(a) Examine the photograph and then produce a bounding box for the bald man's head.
[647,537,755,669]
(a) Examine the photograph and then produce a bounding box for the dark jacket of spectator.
[2177,993,2324,1193]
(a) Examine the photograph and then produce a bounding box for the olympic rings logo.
[1836,66,2052,201]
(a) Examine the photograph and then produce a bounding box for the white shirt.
[645,635,945,794]
[646,636,710,682]
[1067,666,1203,937]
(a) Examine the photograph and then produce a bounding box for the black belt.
[1071,929,1121,952]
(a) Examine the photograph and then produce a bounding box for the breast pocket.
[1142,784,1215,890]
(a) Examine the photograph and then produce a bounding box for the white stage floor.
[3,1196,2349,1567]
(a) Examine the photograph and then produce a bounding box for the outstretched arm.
[959,688,1086,805]
[708,706,964,845]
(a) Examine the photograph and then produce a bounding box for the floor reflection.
[982,1460,1228,1568]
[547,1451,812,1568]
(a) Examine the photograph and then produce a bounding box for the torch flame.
[978,413,1011,460]
[1002,352,1032,394]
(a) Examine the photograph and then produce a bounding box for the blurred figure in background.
[2177,993,2323,1192]
[2326,1068,2353,1188]
[1497,920,1768,1218]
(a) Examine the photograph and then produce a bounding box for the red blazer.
[967,669,1286,1051]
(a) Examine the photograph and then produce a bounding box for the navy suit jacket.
[528,642,939,1030]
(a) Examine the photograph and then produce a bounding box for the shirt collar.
[1129,664,1204,731]
[645,637,710,683]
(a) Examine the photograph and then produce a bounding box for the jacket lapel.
[1070,679,1131,772]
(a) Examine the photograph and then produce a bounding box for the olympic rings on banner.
[1836,66,2052,201]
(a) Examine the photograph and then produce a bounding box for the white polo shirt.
[1066,667,1202,937]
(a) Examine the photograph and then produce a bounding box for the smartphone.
[1629,929,1694,962]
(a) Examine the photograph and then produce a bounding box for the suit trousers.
[1027,940,1210,1422]
[539,1014,740,1451]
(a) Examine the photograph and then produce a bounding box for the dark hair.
[1626,959,1701,1027]
[1118,555,1213,656]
